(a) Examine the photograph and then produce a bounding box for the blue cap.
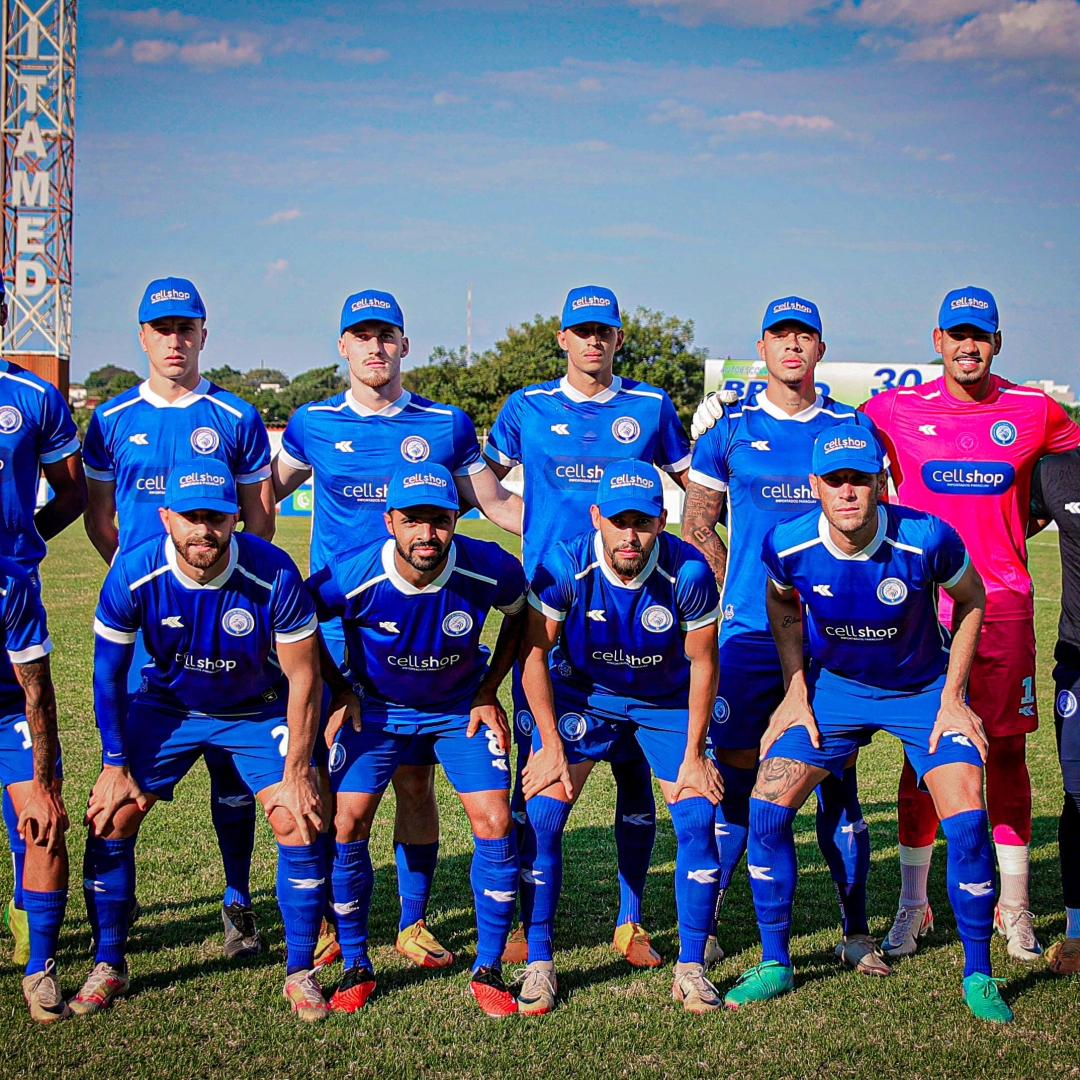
[561,286,622,330]
[340,290,404,335]
[386,463,460,512]
[138,277,206,324]
[812,424,884,477]
[938,286,998,334]
[595,459,665,518]
[165,460,238,514]
[762,296,822,337]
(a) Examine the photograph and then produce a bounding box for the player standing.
[723,423,1012,1023]
[307,465,527,1017]
[272,290,522,970]
[72,462,329,1020]
[484,285,691,966]
[82,278,276,959]
[861,288,1080,961]
[683,298,886,972]
[518,461,723,1014]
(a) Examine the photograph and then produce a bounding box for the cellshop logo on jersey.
[591,648,664,668]
[921,461,1014,495]
[340,479,388,503]
[387,653,462,671]
[546,458,606,489]
[821,621,900,643]
[175,652,237,672]
[751,475,816,512]
[133,469,167,501]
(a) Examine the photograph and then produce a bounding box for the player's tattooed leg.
[753,758,819,806]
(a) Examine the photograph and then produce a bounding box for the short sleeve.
[93,561,140,643]
[449,405,484,476]
[306,564,347,622]
[486,393,523,468]
[2,569,51,663]
[760,527,794,592]
[1030,455,1051,521]
[235,408,272,484]
[527,546,576,622]
[82,409,115,482]
[1043,398,1080,455]
[272,557,318,642]
[491,548,528,615]
[38,382,80,464]
[278,406,312,472]
[927,516,969,590]
[687,418,733,492]
[675,552,720,631]
[654,392,691,473]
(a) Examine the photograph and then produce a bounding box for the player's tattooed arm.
[752,757,822,807]
[680,481,728,587]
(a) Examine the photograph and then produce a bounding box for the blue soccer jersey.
[486,376,690,580]
[688,392,880,643]
[0,555,52,714]
[0,360,80,573]
[761,503,969,690]
[83,378,271,553]
[529,529,719,707]
[278,390,485,573]
[94,532,318,716]
[309,535,528,715]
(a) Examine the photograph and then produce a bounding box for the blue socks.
[522,795,572,963]
[471,833,519,971]
[206,750,256,910]
[941,809,995,978]
[83,834,136,968]
[611,756,656,926]
[275,841,325,975]
[22,888,67,975]
[714,762,754,892]
[396,840,439,931]
[816,766,870,937]
[747,798,799,968]
[511,743,529,850]
[3,789,25,908]
[332,839,374,970]
[669,797,721,964]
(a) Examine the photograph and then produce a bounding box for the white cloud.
[901,1,1080,61]
[631,0,830,28]
[433,90,468,105]
[837,1,1007,26]
[105,7,201,32]
[132,39,178,64]
[578,77,602,90]
[902,144,957,162]
[262,208,302,224]
[650,100,844,139]
[103,37,127,58]
[131,35,261,68]
[265,258,288,281]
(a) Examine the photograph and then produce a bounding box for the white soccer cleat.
[994,904,1043,962]
[882,902,934,957]
[703,934,725,968]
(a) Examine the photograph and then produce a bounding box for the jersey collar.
[755,392,823,423]
[558,375,622,405]
[138,376,211,409]
[165,535,239,589]
[380,536,458,595]
[345,389,412,418]
[818,505,887,562]
[593,529,659,590]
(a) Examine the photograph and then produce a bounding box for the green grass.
[2,519,1078,1079]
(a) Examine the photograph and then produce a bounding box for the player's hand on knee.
[264,770,323,844]
[18,779,69,855]
[690,390,739,440]
[85,765,149,836]
[929,699,988,761]
[761,694,820,757]
[467,691,510,752]
[326,688,362,748]
[522,743,573,801]
[671,753,724,806]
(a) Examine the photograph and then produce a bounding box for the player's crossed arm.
[520,604,574,802]
[761,578,819,757]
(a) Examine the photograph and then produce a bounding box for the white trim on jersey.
[661,452,692,473]
[768,575,795,593]
[687,468,728,493]
[681,606,720,632]
[593,529,659,591]
[938,551,970,590]
[556,375,622,405]
[237,464,272,484]
[138,377,211,410]
[345,573,389,600]
[498,593,528,616]
[380,536,457,596]
[774,536,822,560]
[128,563,172,592]
[885,536,924,556]
[341,389,412,418]
[40,435,81,465]
[93,618,137,645]
[527,590,567,622]
[276,615,318,644]
[165,536,239,590]
[275,446,312,473]
[485,444,518,468]
[101,395,143,420]
[84,464,116,482]
[236,563,274,591]
[752,393,823,424]
[0,369,47,394]
[817,505,886,562]
[454,460,488,477]
[8,638,52,664]
[455,566,499,587]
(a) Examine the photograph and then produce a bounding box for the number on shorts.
[1020,676,1035,706]
[271,724,290,758]
[484,729,504,757]
[13,720,31,750]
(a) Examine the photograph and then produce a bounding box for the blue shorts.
[0,710,62,789]
[765,671,983,789]
[530,678,690,783]
[711,635,785,751]
[125,699,296,800]
[329,711,510,795]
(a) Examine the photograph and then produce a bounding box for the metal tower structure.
[1,1,75,396]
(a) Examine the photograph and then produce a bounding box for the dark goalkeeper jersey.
[1031,449,1080,659]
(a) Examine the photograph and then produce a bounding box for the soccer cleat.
[469,965,518,1017]
[994,905,1043,961]
[703,935,725,968]
[1046,937,1080,975]
[882,902,934,957]
[22,960,71,1023]
[69,962,130,1016]
[313,918,341,970]
[501,923,528,964]
[834,934,893,976]
[672,961,721,1013]
[222,903,262,959]
[4,897,29,967]
[283,968,329,1022]
[962,972,1013,1023]
[395,919,453,969]
[328,965,377,1013]
[517,960,557,1015]
[723,960,795,1009]
[613,921,662,968]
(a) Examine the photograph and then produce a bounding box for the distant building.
[1024,379,1074,404]
[68,384,87,408]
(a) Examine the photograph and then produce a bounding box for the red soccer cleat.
[469,965,518,1017]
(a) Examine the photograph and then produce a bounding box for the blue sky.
[74,1,1080,384]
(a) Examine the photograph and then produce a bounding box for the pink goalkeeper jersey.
[862,374,1080,623]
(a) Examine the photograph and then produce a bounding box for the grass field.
[2,517,1078,1079]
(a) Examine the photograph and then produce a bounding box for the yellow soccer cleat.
[501,923,529,965]
[395,919,453,969]
[1047,937,1080,975]
[4,897,29,967]
[613,921,662,968]
[312,918,341,971]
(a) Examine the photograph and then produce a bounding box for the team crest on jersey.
[611,416,641,444]
[442,610,474,637]
[1058,690,1078,719]
[723,604,735,622]
[877,578,908,605]
[990,421,1017,447]
[222,608,255,636]
[191,427,220,454]
[557,660,573,678]
[400,435,431,463]
[515,710,535,737]
[712,697,730,724]
[641,605,674,633]
[328,742,347,773]
[956,432,978,453]
[558,712,587,742]
[0,406,22,434]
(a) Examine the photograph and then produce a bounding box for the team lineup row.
[2,277,1079,1025]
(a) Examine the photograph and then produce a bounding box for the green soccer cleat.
[4,897,29,967]
[962,973,1013,1023]
[724,960,795,1009]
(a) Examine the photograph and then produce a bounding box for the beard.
[828,506,876,535]
[352,359,398,389]
[174,532,228,570]
[396,536,448,573]
[948,359,987,385]
[606,538,652,577]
